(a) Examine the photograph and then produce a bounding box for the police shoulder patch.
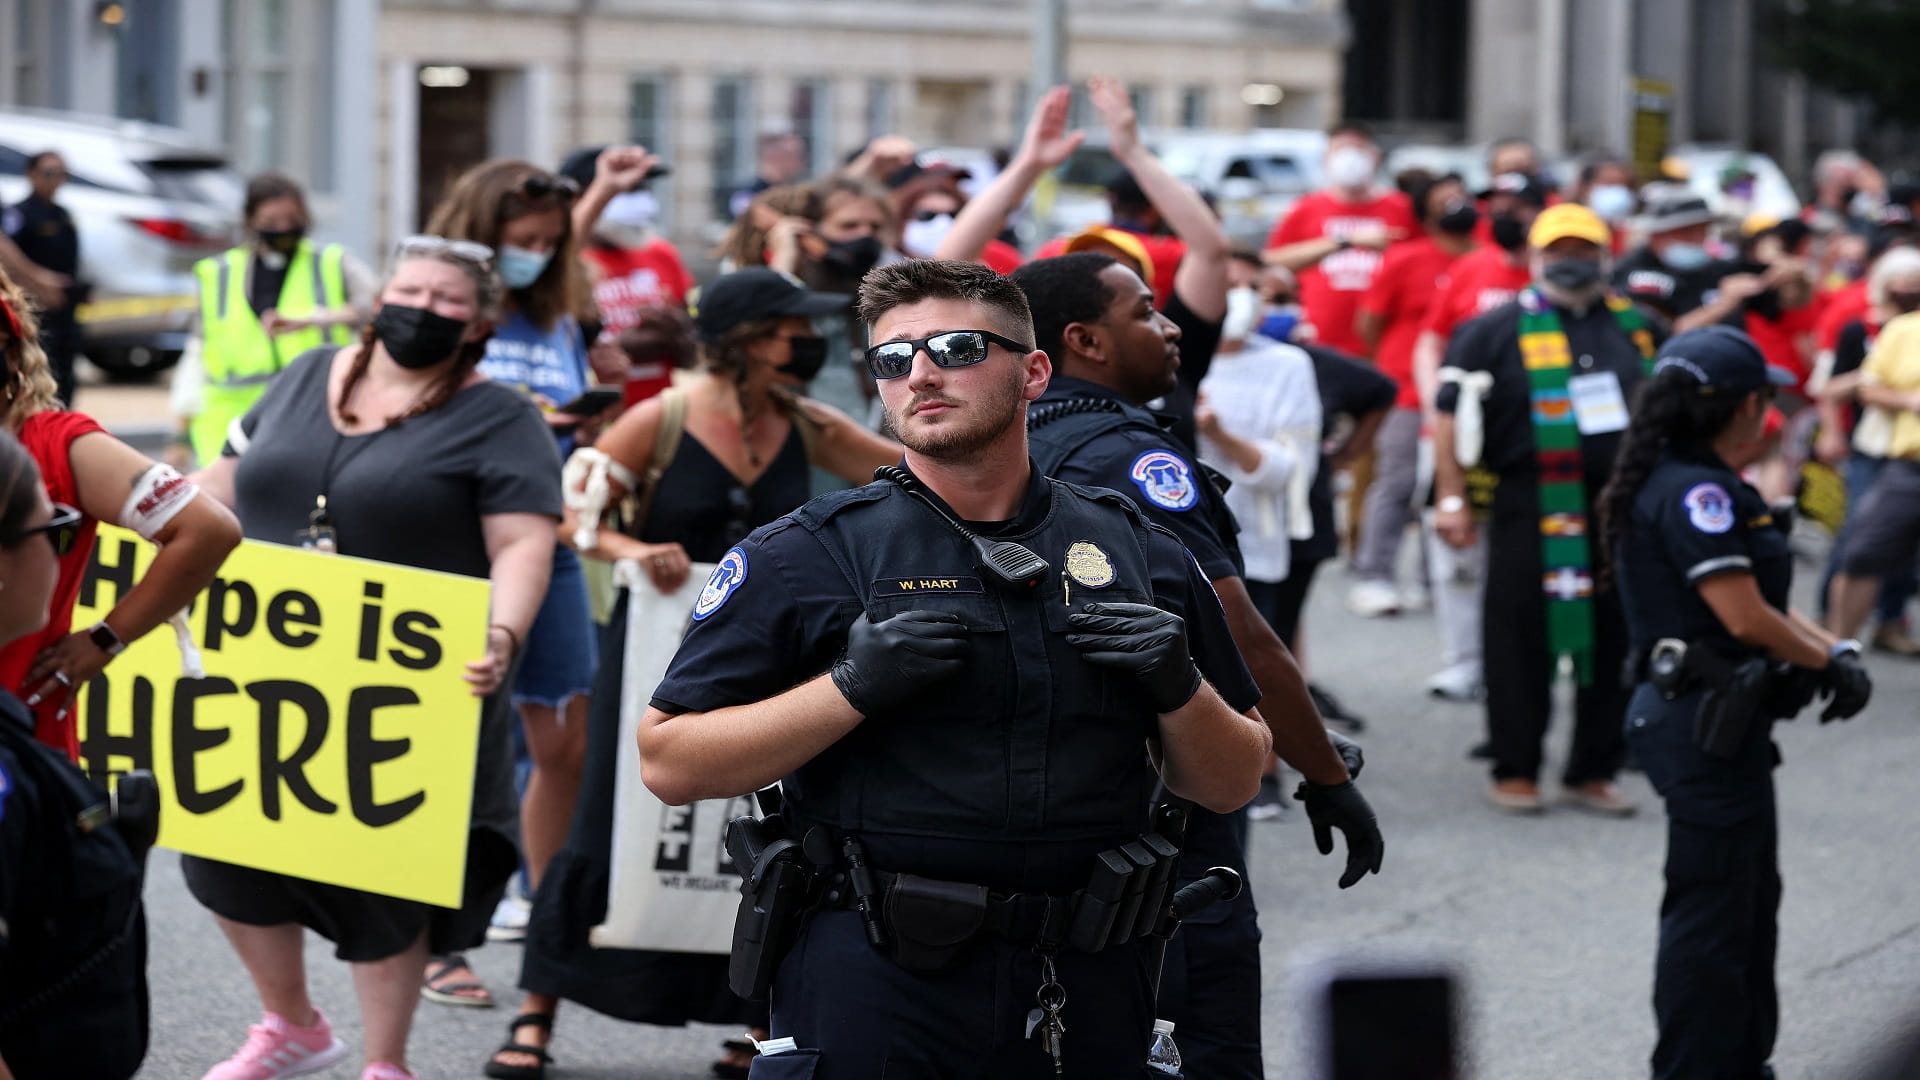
[1682,482,1735,535]
[0,757,10,825]
[1128,449,1199,511]
[692,546,749,620]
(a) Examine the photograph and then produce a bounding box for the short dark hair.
[25,151,61,174]
[1327,120,1375,143]
[1009,252,1121,363]
[1407,171,1464,223]
[1229,246,1264,270]
[1579,152,1629,186]
[855,259,1035,344]
[1105,171,1152,218]
[243,172,309,222]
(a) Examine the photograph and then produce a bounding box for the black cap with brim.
[1653,325,1797,395]
[1644,194,1716,234]
[693,267,850,343]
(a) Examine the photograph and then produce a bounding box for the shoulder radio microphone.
[873,466,1049,589]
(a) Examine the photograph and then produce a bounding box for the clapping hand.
[1016,86,1086,172]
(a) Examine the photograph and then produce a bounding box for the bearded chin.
[896,368,1027,462]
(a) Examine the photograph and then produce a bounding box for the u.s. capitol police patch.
[692,547,748,620]
[1128,450,1199,511]
[1683,482,1734,535]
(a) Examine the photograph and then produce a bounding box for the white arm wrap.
[117,464,199,542]
[561,448,639,552]
[1439,367,1496,469]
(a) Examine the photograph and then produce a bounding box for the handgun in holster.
[724,810,817,1001]
[1695,657,1771,760]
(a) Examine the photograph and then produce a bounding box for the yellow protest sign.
[73,526,491,908]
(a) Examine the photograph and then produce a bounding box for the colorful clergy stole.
[1516,288,1654,684]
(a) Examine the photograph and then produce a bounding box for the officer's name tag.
[1567,372,1630,435]
[872,576,984,597]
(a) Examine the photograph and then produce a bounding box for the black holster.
[884,874,988,973]
[725,813,817,1001]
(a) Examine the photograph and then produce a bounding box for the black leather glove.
[830,609,969,717]
[1326,728,1365,780]
[1292,780,1384,889]
[1819,650,1872,723]
[1064,602,1203,714]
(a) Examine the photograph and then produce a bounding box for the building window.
[628,74,673,231]
[866,78,894,140]
[222,0,292,173]
[1179,86,1208,129]
[1128,85,1154,128]
[711,75,754,217]
[791,79,832,177]
[11,1,35,104]
[1012,80,1030,136]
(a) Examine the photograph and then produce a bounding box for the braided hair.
[1594,367,1752,583]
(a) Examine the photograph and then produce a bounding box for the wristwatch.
[1436,495,1467,514]
[1831,638,1863,659]
[88,621,127,656]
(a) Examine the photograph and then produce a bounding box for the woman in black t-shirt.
[189,238,562,1080]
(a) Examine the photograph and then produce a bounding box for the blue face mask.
[497,244,553,289]
[1661,242,1713,272]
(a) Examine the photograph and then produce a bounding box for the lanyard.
[306,423,397,550]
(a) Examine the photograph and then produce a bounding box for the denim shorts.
[512,545,599,708]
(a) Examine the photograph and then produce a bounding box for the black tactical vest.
[776,477,1166,889]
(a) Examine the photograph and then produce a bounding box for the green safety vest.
[189,240,352,465]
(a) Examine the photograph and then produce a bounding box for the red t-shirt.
[1815,279,1870,353]
[1422,246,1532,339]
[982,238,1025,276]
[1359,236,1462,409]
[1744,303,1820,391]
[584,240,695,406]
[0,411,106,759]
[1265,190,1417,355]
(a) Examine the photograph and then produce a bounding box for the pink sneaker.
[360,1065,417,1080]
[203,1010,350,1079]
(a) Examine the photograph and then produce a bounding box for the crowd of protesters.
[0,72,1916,1079]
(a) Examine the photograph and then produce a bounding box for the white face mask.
[901,213,956,258]
[1222,286,1261,342]
[1326,146,1376,190]
[1587,184,1636,223]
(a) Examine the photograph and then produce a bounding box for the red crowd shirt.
[1744,302,1821,390]
[1359,236,1464,409]
[1033,229,1184,304]
[981,238,1025,277]
[583,240,695,405]
[1422,246,1533,340]
[1265,189,1417,355]
[0,410,106,759]
[1815,279,1870,354]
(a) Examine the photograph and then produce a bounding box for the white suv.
[0,107,243,379]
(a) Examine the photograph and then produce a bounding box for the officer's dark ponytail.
[1596,368,1751,584]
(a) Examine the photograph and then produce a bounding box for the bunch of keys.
[300,496,339,554]
[1025,951,1068,1076]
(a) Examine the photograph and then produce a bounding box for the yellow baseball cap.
[1528,204,1611,250]
[1063,226,1157,285]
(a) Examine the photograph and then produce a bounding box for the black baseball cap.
[1643,193,1716,234]
[693,268,849,343]
[1653,326,1796,394]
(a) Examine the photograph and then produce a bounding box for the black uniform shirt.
[1,194,78,277]
[1612,246,1738,323]
[650,462,1259,891]
[1031,376,1244,582]
[1614,452,1793,655]
[1435,297,1661,494]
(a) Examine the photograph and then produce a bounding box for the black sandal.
[710,1034,760,1079]
[421,952,495,1008]
[484,1013,555,1080]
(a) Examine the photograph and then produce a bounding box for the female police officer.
[1598,325,1873,1080]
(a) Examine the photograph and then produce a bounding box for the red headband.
[0,294,19,340]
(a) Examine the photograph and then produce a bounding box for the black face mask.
[258,227,305,257]
[1437,201,1480,236]
[1490,213,1528,252]
[372,304,470,370]
[821,236,883,278]
[1542,257,1605,292]
[777,335,830,381]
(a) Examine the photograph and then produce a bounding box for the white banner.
[590,565,754,954]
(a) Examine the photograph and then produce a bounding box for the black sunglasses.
[12,503,82,556]
[865,330,1032,380]
[520,173,581,203]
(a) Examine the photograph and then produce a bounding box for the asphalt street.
[135,533,1920,1080]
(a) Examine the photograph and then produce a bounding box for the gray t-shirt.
[230,347,563,575]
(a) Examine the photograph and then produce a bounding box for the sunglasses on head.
[396,234,495,270]
[520,172,581,203]
[865,330,1032,380]
[911,208,952,223]
[13,503,82,556]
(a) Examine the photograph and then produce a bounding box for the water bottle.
[1146,1018,1183,1076]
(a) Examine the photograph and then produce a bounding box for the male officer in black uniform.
[1613,192,1759,334]
[1,152,80,406]
[1434,204,1663,815]
[1010,251,1384,1079]
[639,259,1272,1078]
